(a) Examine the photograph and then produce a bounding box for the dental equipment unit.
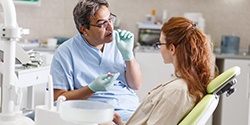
[0,0,35,124]
[0,1,114,125]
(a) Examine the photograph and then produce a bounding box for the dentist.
[50,0,142,121]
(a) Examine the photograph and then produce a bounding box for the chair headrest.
[206,66,240,94]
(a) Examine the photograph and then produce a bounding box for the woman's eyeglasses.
[154,42,167,49]
[88,13,117,28]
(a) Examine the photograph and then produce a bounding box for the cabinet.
[15,65,50,110]
[0,65,50,113]
[214,59,250,125]
[134,51,174,101]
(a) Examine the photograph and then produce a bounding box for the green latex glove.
[88,73,120,92]
[115,29,134,61]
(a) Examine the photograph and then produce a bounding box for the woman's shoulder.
[160,78,189,96]
[164,78,187,88]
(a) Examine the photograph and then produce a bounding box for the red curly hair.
[161,17,217,104]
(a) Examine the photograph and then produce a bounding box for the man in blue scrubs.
[50,0,142,121]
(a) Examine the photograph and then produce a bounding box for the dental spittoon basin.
[59,100,114,125]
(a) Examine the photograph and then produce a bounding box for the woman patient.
[112,16,217,125]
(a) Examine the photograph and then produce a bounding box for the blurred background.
[0,0,248,50]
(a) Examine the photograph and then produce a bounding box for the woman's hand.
[113,113,124,125]
[99,113,125,125]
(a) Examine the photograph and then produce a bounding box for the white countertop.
[215,54,250,60]
[137,22,162,30]
[22,45,250,60]
[23,46,57,52]
[134,46,250,60]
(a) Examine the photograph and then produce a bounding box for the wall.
[108,0,250,49]
[0,0,249,49]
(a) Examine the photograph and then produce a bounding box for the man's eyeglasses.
[88,13,117,28]
[154,42,167,49]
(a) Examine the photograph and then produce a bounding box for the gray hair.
[73,0,109,33]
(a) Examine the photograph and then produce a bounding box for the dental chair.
[178,66,241,125]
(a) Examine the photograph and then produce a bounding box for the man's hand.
[88,73,120,92]
[115,29,134,61]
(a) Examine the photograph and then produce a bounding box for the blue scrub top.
[50,33,139,111]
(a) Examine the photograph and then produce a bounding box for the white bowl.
[59,100,114,124]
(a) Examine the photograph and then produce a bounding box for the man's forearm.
[54,86,95,101]
[125,58,142,90]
